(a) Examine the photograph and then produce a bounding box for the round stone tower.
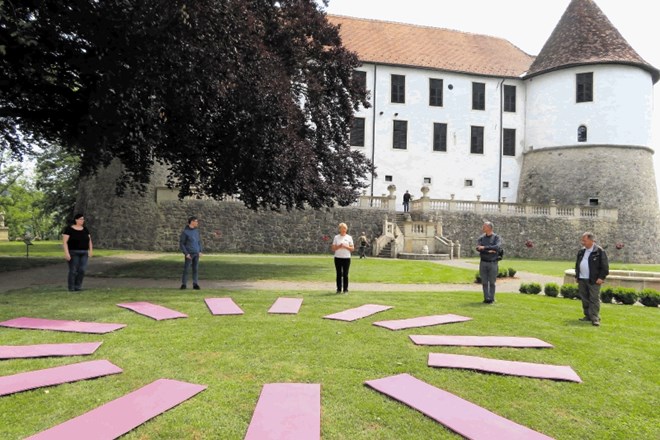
[518,0,660,262]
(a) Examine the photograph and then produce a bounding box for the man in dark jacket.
[179,216,203,290]
[476,221,502,304]
[575,231,609,326]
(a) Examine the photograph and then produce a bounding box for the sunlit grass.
[0,287,658,439]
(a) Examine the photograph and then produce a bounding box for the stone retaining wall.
[76,162,659,262]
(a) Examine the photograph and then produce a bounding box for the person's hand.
[476,245,485,251]
[65,253,71,262]
[199,253,203,258]
[488,250,496,254]
[186,254,192,260]
[595,278,604,285]
[88,250,93,258]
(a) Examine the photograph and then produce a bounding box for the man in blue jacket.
[574,231,609,326]
[179,216,203,290]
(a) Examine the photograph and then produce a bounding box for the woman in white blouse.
[331,223,354,294]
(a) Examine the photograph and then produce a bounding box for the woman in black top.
[62,213,93,291]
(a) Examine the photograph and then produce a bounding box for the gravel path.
[0,254,564,294]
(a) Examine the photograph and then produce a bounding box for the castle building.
[77,0,660,263]
[329,0,659,213]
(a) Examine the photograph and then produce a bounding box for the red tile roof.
[526,0,659,82]
[327,15,534,79]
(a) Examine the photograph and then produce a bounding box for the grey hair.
[483,221,494,230]
[582,231,595,240]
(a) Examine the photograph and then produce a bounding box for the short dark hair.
[188,216,198,225]
[72,213,84,223]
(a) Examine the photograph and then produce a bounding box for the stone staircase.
[377,240,393,258]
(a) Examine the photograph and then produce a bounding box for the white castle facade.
[332,0,659,211]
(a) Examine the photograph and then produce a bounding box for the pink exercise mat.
[323,304,393,322]
[117,302,187,321]
[268,297,303,314]
[428,353,582,382]
[373,314,472,330]
[204,298,244,315]
[0,342,103,360]
[26,378,207,440]
[365,373,554,440]
[0,360,122,397]
[0,317,126,334]
[244,383,321,440]
[410,335,554,348]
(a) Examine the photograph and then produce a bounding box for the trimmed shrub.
[474,272,481,284]
[600,286,615,304]
[497,268,508,278]
[561,283,579,299]
[519,283,529,294]
[613,287,638,305]
[639,289,660,307]
[528,282,542,294]
[544,282,559,297]
[508,268,517,277]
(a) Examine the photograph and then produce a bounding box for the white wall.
[352,63,526,206]
[525,65,654,149]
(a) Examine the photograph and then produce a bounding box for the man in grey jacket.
[476,221,502,304]
[179,216,203,290]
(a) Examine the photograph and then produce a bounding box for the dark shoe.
[336,290,341,294]
[180,284,186,290]
[592,320,600,326]
[344,290,349,294]
[193,284,201,290]
[579,317,591,322]
[485,300,494,304]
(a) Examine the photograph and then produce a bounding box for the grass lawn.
[0,241,141,273]
[0,288,658,439]
[467,257,660,277]
[94,255,477,284]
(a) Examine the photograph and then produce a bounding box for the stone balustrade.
[355,193,618,221]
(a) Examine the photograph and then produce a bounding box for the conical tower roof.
[526,0,659,83]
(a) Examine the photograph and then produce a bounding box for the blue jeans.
[182,253,200,286]
[67,250,89,291]
[479,260,498,301]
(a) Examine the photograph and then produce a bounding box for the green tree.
[3,178,55,240]
[1,0,371,210]
[35,144,80,230]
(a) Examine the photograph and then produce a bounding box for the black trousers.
[334,257,351,292]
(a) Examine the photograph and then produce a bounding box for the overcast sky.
[320,0,660,203]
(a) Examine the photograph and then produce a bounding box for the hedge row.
[517,283,660,307]
[474,268,517,283]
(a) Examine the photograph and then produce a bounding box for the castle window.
[578,125,587,142]
[503,85,516,112]
[503,128,516,156]
[472,82,485,110]
[393,120,408,149]
[433,123,447,152]
[589,198,599,206]
[349,117,365,146]
[385,175,393,182]
[391,74,405,103]
[465,179,474,187]
[470,126,484,154]
[502,181,510,188]
[576,72,593,103]
[423,177,432,184]
[429,78,443,106]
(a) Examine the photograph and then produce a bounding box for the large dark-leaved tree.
[0,0,370,210]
